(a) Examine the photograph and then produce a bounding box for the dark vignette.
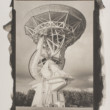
[4,0,104,110]
[94,0,104,110]
[11,0,16,110]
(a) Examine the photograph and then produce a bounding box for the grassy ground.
[16,107,93,110]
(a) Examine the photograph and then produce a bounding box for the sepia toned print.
[14,0,94,109]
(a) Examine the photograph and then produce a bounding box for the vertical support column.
[52,91,58,105]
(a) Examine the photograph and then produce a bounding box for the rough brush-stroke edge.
[3,0,104,110]
[94,0,104,110]
[3,0,16,110]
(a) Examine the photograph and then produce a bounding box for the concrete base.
[31,78,66,107]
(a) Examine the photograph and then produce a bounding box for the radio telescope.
[24,4,86,107]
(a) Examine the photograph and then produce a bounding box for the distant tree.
[25,89,35,106]
[15,92,26,106]
[16,90,35,106]
[63,90,93,107]
[79,91,93,107]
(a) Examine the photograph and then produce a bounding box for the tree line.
[15,89,93,107]
[15,90,35,106]
[63,90,93,107]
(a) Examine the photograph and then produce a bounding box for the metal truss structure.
[24,4,86,107]
[25,9,86,57]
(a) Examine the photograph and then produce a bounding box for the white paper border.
[0,0,110,110]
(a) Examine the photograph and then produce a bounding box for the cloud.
[63,87,93,93]
[16,77,33,93]
[65,73,93,90]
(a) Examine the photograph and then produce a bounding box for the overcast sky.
[15,1,94,93]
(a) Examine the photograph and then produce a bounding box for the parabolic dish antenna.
[24,4,86,79]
